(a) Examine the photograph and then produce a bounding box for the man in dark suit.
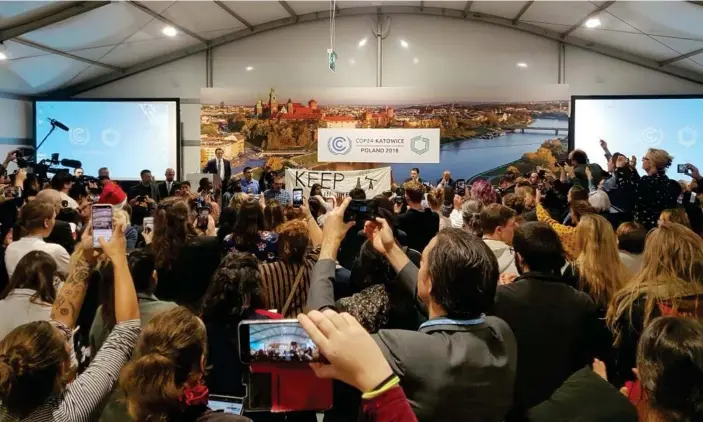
[35,189,75,255]
[129,169,160,226]
[308,200,517,422]
[157,168,180,199]
[203,147,231,191]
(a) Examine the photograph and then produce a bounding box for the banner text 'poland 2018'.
[317,128,440,164]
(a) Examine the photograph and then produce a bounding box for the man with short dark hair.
[240,166,260,194]
[157,168,180,199]
[74,168,84,178]
[203,147,231,190]
[404,167,423,184]
[129,169,159,225]
[481,204,518,274]
[616,222,646,273]
[307,200,517,422]
[50,171,78,209]
[397,181,439,252]
[567,149,604,189]
[499,174,517,196]
[493,222,599,420]
[263,174,291,205]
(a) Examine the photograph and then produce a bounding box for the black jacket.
[45,219,75,255]
[204,158,232,188]
[493,272,601,420]
[153,236,221,309]
[396,208,439,253]
[528,367,638,422]
[616,168,680,229]
[158,181,181,199]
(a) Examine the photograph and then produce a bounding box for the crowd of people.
[0,141,702,422]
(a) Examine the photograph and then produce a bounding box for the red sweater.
[362,386,418,422]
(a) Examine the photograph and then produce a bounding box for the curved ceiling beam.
[0,1,110,43]
[47,4,703,97]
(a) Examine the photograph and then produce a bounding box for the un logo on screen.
[328,136,352,155]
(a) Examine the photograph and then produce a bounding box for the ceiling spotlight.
[516,62,528,68]
[162,26,178,37]
[246,66,254,71]
[358,38,367,47]
[413,57,419,64]
[0,52,6,61]
[400,40,409,48]
[585,18,601,29]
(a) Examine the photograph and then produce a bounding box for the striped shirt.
[259,247,320,317]
[0,319,141,422]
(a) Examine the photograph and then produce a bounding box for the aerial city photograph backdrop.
[199,85,570,184]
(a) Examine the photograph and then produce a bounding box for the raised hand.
[364,218,395,256]
[616,155,628,169]
[599,139,608,150]
[298,309,394,393]
[98,222,127,262]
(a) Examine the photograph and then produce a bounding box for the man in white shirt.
[50,171,79,209]
[203,147,231,191]
[481,203,519,275]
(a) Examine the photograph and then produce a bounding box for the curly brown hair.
[200,253,264,337]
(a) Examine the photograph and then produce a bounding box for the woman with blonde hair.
[658,208,691,228]
[607,222,703,387]
[426,188,451,230]
[567,214,630,308]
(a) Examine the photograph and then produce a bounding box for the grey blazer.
[307,259,518,422]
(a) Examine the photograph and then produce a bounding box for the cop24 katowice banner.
[285,167,392,197]
[318,128,440,163]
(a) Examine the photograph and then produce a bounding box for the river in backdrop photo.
[390,117,569,183]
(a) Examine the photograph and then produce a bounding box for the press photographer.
[128,169,160,226]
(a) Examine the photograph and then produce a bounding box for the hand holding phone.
[143,217,154,234]
[293,188,304,208]
[455,179,466,197]
[297,310,394,393]
[91,204,114,248]
[238,320,321,364]
[343,200,376,223]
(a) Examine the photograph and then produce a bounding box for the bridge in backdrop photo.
[505,126,568,136]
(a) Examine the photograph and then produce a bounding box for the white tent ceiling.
[1,0,703,97]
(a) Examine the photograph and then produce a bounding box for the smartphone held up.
[292,188,304,208]
[238,320,321,364]
[91,204,113,248]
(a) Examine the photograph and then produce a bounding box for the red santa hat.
[97,182,127,209]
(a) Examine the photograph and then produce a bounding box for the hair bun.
[1,348,29,377]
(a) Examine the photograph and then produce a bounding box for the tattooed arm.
[50,245,94,328]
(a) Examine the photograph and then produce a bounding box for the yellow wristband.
[361,375,400,400]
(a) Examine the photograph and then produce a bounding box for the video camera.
[15,149,82,185]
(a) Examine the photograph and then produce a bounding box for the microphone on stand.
[47,118,69,132]
[60,158,82,169]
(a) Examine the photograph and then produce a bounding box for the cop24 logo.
[328,136,352,155]
[410,136,430,155]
